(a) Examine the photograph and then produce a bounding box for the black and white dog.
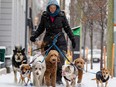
[12,46,27,83]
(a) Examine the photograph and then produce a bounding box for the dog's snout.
[36,72,39,75]
[78,65,81,68]
[17,57,20,60]
[22,71,25,74]
[104,75,106,77]
[27,70,30,73]
[52,59,56,61]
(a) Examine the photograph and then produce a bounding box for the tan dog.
[19,64,32,86]
[44,50,60,87]
[92,68,110,87]
[74,58,85,83]
[62,64,78,87]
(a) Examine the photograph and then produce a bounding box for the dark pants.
[56,51,66,82]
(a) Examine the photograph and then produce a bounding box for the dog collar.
[64,76,71,82]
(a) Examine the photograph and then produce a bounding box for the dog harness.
[96,71,109,82]
[64,75,76,82]
[21,70,31,78]
[63,64,77,82]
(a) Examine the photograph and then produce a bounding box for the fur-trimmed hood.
[46,0,60,17]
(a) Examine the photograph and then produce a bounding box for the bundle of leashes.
[28,35,97,87]
[30,32,96,74]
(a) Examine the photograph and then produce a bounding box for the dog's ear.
[15,46,17,50]
[101,68,105,71]
[42,65,45,69]
[73,59,77,65]
[45,52,51,62]
[13,50,16,53]
[13,46,17,53]
[21,48,25,53]
[108,69,111,72]
[107,68,111,75]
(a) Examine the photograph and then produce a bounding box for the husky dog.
[12,46,27,83]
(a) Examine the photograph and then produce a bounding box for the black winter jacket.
[33,11,74,51]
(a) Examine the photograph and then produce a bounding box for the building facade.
[0,0,26,55]
[0,0,49,55]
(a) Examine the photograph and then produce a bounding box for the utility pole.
[107,0,114,69]
[114,0,116,77]
[25,0,28,54]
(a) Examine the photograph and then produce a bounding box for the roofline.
[71,26,80,30]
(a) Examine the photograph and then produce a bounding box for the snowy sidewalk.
[0,63,116,87]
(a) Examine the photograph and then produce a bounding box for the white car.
[87,49,101,63]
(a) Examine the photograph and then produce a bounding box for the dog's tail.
[91,78,96,80]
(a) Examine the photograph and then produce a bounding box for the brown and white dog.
[19,64,32,86]
[74,58,85,83]
[92,68,110,87]
[32,52,46,87]
[62,64,78,87]
[44,50,60,87]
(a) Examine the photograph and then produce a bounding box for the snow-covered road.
[0,63,116,87]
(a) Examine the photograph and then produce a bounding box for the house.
[0,0,26,55]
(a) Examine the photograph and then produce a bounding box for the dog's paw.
[24,83,28,86]
[77,83,81,87]
[30,83,33,86]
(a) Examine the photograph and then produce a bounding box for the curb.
[0,68,7,75]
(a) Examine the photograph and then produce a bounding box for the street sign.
[72,26,80,60]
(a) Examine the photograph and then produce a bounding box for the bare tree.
[60,0,65,10]
[78,0,97,69]
[70,0,80,27]
[78,0,108,69]
[91,0,107,69]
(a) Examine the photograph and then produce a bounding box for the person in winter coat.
[30,0,76,84]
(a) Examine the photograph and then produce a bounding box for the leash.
[84,70,96,74]
[76,66,96,74]
[41,32,63,63]
[30,33,97,79]
[29,33,63,64]
[31,33,97,75]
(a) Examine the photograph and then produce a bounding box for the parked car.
[87,49,101,63]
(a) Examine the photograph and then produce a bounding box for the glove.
[71,38,76,49]
[30,35,36,42]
